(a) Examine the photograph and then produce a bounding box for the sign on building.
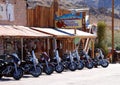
[55,12,82,29]
[0,3,15,21]
[0,4,7,20]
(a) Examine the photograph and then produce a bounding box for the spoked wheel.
[62,61,69,70]
[68,62,77,71]
[101,60,109,68]
[44,65,54,75]
[55,63,64,73]
[86,62,93,69]
[31,66,42,77]
[0,74,3,79]
[13,68,23,80]
[77,61,84,70]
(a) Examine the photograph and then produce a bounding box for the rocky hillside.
[60,0,120,19]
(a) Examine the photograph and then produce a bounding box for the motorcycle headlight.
[5,62,8,64]
[18,61,21,65]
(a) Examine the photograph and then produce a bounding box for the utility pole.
[112,0,114,62]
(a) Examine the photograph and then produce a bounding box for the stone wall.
[0,0,27,26]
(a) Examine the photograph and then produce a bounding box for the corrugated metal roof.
[57,28,97,38]
[0,25,52,37]
[31,27,96,38]
[31,27,74,38]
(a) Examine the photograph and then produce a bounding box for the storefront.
[31,27,96,58]
[0,25,52,60]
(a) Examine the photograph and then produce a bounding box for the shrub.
[95,21,108,56]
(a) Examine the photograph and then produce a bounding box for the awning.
[0,25,52,38]
[31,27,74,38]
[56,28,97,38]
[31,27,96,38]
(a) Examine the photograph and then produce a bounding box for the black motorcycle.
[0,53,23,80]
[39,52,54,75]
[51,50,64,73]
[20,50,42,77]
[62,51,77,71]
[93,48,109,68]
[72,50,84,70]
[81,51,94,69]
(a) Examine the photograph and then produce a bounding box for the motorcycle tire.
[0,74,3,79]
[55,63,64,73]
[31,66,42,77]
[63,61,69,70]
[13,67,23,80]
[86,62,94,69]
[101,60,109,68]
[44,65,54,75]
[77,61,84,70]
[68,62,77,71]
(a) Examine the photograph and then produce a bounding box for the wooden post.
[73,20,76,34]
[53,0,58,28]
[47,38,50,56]
[53,37,57,50]
[112,0,114,63]
[91,39,95,58]
[21,38,23,61]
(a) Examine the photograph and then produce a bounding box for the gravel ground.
[0,64,120,85]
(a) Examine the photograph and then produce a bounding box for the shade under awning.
[31,27,74,38]
[0,25,52,37]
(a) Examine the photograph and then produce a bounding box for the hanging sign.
[55,19,82,28]
[55,12,82,29]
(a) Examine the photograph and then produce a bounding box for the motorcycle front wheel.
[44,65,54,75]
[101,60,109,68]
[68,62,77,71]
[86,62,93,69]
[55,63,64,73]
[13,67,23,80]
[31,66,42,77]
[77,61,84,70]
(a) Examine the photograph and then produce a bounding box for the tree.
[95,21,108,56]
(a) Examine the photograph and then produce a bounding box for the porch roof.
[0,25,52,38]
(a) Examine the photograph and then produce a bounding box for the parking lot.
[0,64,120,85]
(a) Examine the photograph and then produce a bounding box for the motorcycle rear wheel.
[0,74,3,79]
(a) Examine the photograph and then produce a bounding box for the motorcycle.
[93,48,109,68]
[81,51,94,69]
[0,53,23,80]
[20,50,42,77]
[39,52,54,75]
[72,50,84,70]
[51,50,64,73]
[62,51,77,71]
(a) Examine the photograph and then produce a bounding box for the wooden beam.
[91,39,95,58]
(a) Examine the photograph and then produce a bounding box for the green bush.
[116,45,120,50]
[95,21,108,56]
